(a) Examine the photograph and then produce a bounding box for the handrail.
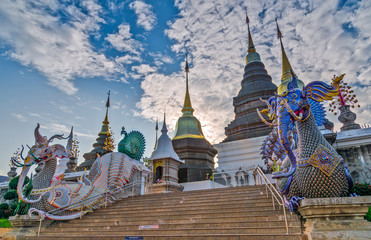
[254,167,289,235]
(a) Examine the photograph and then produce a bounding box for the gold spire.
[103,90,110,125]
[182,54,194,114]
[246,13,256,54]
[173,54,205,140]
[275,19,304,95]
[275,19,293,82]
[153,118,158,151]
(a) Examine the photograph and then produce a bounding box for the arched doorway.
[155,166,163,183]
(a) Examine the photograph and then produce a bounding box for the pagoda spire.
[161,113,168,133]
[182,54,194,114]
[153,118,158,151]
[246,13,256,54]
[244,13,261,64]
[275,19,294,83]
[103,90,110,125]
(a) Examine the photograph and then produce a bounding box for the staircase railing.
[254,167,289,235]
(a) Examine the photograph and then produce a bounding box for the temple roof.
[173,56,205,141]
[275,19,304,95]
[150,114,182,162]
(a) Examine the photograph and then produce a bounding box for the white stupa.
[149,113,184,193]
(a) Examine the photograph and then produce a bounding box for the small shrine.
[149,114,184,193]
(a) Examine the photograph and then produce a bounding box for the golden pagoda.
[276,19,304,95]
[77,91,113,171]
[172,55,205,140]
[172,55,217,183]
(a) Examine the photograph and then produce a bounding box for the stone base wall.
[336,145,371,184]
[298,196,371,240]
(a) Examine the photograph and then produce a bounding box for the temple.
[172,55,217,183]
[224,14,277,141]
[76,91,113,171]
[215,14,277,184]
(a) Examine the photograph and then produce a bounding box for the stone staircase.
[28,185,303,240]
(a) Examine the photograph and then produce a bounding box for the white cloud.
[0,0,119,95]
[132,64,157,75]
[137,0,371,144]
[42,123,96,139]
[106,23,143,55]
[28,112,41,118]
[12,113,27,122]
[129,1,157,31]
[149,52,174,66]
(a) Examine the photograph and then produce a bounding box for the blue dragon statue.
[258,71,353,211]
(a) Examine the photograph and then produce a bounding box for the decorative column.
[338,105,361,131]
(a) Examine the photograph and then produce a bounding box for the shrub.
[0,203,9,210]
[352,182,371,196]
[0,219,13,228]
[4,190,18,201]
[8,176,29,190]
[365,206,371,222]
[10,203,17,210]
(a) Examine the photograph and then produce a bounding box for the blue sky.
[0,0,370,176]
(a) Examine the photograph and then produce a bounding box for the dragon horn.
[34,123,47,145]
[47,134,66,144]
[256,109,274,127]
[20,145,25,160]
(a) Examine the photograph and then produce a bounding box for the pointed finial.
[275,18,295,88]
[103,91,110,125]
[185,54,189,73]
[246,12,256,54]
[275,18,283,39]
[161,112,168,133]
[153,118,159,151]
[182,54,194,114]
[66,126,74,152]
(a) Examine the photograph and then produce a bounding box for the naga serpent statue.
[258,71,353,211]
[12,124,145,220]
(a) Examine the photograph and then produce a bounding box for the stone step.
[85,209,286,220]
[82,208,287,219]
[28,233,303,240]
[121,188,266,201]
[143,185,263,195]
[39,226,301,235]
[31,186,301,240]
[94,203,281,215]
[100,196,275,211]
[67,213,298,224]
[120,189,268,202]
[104,199,276,212]
[54,220,300,229]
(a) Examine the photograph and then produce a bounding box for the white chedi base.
[213,135,268,187]
[54,157,69,178]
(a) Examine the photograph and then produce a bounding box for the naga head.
[257,72,344,179]
[12,124,70,168]
[13,123,71,204]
